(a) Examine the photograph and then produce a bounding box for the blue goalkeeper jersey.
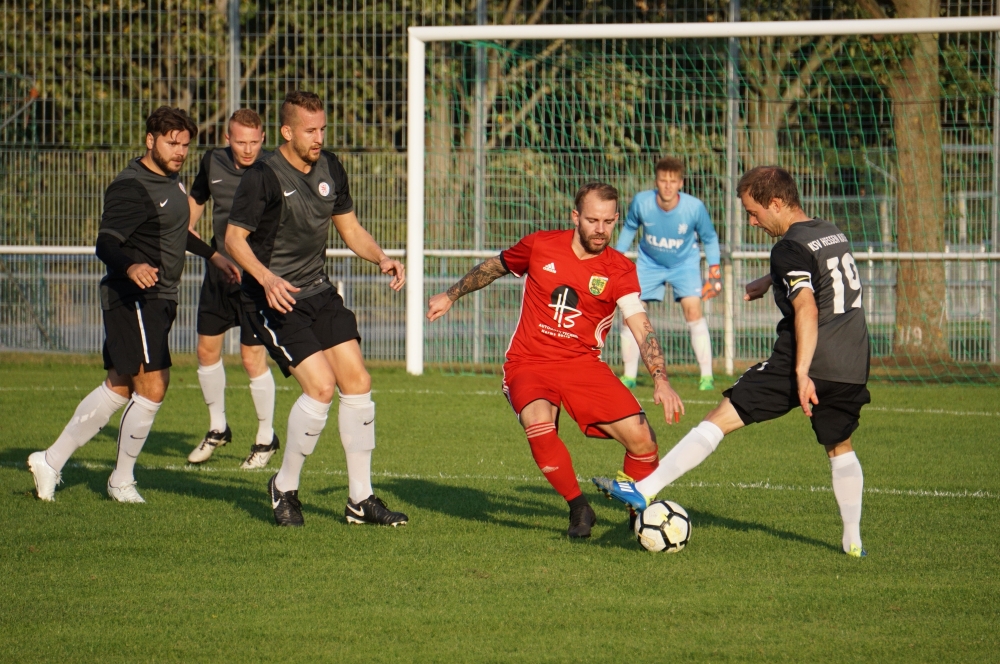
[615,191,721,268]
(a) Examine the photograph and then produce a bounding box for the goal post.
[405,16,1000,379]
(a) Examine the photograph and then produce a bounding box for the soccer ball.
[633,500,691,553]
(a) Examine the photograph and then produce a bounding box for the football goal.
[405,16,1000,382]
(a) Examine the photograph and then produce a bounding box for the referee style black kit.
[189,147,271,345]
[724,217,872,445]
[96,157,216,375]
[228,149,359,376]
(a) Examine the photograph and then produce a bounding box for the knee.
[339,369,371,396]
[310,381,336,404]
[241,348,266,376]
[626,428,657,456]
[196,344,220,366]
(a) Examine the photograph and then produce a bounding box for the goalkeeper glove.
[701,264,722,300]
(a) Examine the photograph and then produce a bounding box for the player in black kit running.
[185,109,279,469]
[595,166,871,557]
[27,107,238,504]
[225,91,408,528]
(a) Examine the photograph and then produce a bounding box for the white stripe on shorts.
[259,312,293,361]
[135,302,150,364]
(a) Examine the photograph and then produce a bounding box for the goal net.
[408,18,1000,383]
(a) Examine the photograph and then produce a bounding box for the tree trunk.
[889,0,949,360]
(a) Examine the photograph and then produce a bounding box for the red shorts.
[502,357,644,439]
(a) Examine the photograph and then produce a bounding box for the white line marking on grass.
[3,386,997,417]
[3,460,995,500]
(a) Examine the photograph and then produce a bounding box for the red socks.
[623,446,659,482]
[524,423,582,502]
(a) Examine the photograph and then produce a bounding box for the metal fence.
[1,1,999,378]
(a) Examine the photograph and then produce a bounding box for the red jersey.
[500,229,641,363]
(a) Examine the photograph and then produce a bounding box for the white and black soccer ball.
[633,500,691,553]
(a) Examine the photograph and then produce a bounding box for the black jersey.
[97,157,191,310]
[228,149,354,306]
[769,218,870,384]
[189,147,272,258]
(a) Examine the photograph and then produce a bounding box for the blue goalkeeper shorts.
[636,252,702,302]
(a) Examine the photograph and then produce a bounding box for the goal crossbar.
[405,17,1000,375]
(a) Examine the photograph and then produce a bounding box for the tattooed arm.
[624,312,686,424]
[427,256,509,321]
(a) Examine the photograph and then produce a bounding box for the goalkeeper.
[616,157,722,391]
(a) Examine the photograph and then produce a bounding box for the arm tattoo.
[637,319,669,383]
[446,256,509,301]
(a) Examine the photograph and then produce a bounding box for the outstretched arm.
[624,312,685,424]
[427,256,509,321]
[333,211,405,291]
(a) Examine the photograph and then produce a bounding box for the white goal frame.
[405,17,1000,375]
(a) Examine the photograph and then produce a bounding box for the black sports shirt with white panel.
[228,149,354,306]
[97,157,191,310]
[769,218,870,384]
[189,147,272,258]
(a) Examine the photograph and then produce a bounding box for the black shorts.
[102,298,177,376]
[245,288,360,378]
[196,261,261,346]
[722,358,871,447]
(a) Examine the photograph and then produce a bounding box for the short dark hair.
[737,166,802,209]
[229,108,262,130]
[574,182,619,212]
[280,90,324,126]
[145,106,198,140]
[654,156,684,178]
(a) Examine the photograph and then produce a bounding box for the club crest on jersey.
[318,181,331,197]
[588,275,609,296]
[677,223,688,234]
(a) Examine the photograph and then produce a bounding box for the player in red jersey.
[427,182,685,538]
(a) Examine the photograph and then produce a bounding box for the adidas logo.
[543,262,557,274]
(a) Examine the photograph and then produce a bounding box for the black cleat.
[187,425,232,464]
[241,433,280,469]
[268,474,304,527]
[345,494,408,527]
[568,502,597,538]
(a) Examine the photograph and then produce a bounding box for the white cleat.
[241,434,280,470]
[107,478,145,503]
[27,451,61,502]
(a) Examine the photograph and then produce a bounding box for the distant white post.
[406,34,426,375]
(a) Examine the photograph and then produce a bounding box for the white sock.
[248,370,276,444]
[109,393,161,487]
[45,383,128,472]
[831,451,864,553]
[688,317,713,378]
[339,391,376,503]
[197,360,227,432]
[620,327,640,380]
[635,421,724,496]
[274,393,330,493]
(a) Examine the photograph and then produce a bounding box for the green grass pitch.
[1,355,998,662]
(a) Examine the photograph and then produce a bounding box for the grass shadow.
[382,477,563,534]
[687,507,842,554]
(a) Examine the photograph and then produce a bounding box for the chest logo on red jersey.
[588,275,609,296]
[549,286,581,328]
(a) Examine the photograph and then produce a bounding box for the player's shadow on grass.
[686,507,842,553]
[382,477,570,535]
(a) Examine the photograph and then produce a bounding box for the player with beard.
[594,167,871,557]
[27,107,237,503]
[427,182,686,538]
[185,109,279,469]
[226,90,409,528]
